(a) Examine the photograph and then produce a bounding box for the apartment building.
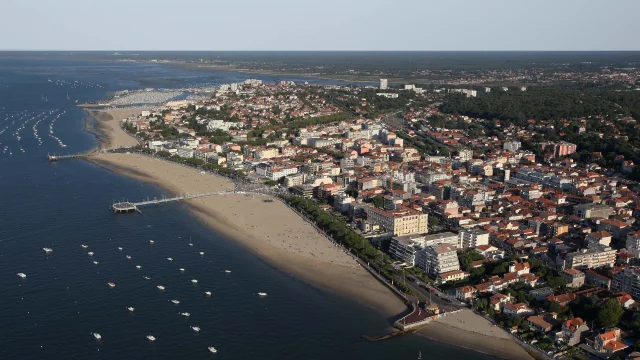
[612,266,640,299]
[562,269,586,288]
[626,232,640,258]
[573,203,614,219]
[417,244,460,277]
[458,228,490,249]
[365,206,428,236]
[561,247,616,270]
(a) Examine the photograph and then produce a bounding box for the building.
[503,141,521,153]
[592,328,628,354]
[455,285,477,301]
[527,315,555,333]
[365,206,428,236]
[389,236,423,266]
[562,269,586,288]
[585,269,612,290]
[379,78,388,90]
[561,247,616,270]
[555,318,589,346]
[598,219,630,240]
[503,302,535,317]
[573,203,614,219]
[458,229,489,249]
[612,266,640,299]
[417,244,460,277]
[586,231,612,249]
[627,232,640,258]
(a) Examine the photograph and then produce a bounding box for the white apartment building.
[417,244,460,276]
[265,166,298,181]
[379,78,388,90]
[503,141,521,153]
[612,267,640,299]
[561,247,616,270]
[626,232,640,258]
[458,229,490,249]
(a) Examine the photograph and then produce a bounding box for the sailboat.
[67,93,69,100]
[417,350,422,359]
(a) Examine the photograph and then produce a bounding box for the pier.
[47,153,91,162]
[111,191,234,213]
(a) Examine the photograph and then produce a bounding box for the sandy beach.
[88,153,406,316]
[83,108,143,150]
[419,309,535,360]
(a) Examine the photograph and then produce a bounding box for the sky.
[1,0,639,51]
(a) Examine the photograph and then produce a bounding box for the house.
[592,328,628,354]
[614,292,636,309]
[555,317,589,346]
[585,269,612,290]
[455,285,477,301]
[508,261,531,275]
[503,302,535,317]
[546,293,577,307]
[489,293,513,311]
[562,269,586,288]
[529,287,555,301]
[527,315,555,333]
[438,270,469,283]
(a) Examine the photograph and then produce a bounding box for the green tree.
[428,216,439,229]
[597,299,624,328]
[372,196,384,209]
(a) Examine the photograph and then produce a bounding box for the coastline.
[81,107,143,150]
[83,109,535,360]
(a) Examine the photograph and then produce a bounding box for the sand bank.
[418,309,535,360]
[89,153,406,316]
[83,108,142,150]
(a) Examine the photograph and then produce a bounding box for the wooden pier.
[111,191,234,213]
[47,153,91,162]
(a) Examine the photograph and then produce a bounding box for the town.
[113,76,640,360]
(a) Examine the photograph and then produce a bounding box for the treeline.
[440,88,640,125]
[288,112,351,129]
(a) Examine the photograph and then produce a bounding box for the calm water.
[0,58,494,359]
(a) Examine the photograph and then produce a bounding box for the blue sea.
[0,58,495,359]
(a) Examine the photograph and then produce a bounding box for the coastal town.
[98,75,640,360]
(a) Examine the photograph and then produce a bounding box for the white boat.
[171,300,180,304]
[93,332,101,340]
[157,285,165,290]
[257,292,267,296]
[146,335,156,341]
[191,279,198,284]
[88,252,94,256]
[180,312,190,317]
[144,276,151,280]
[191,326,200,332]
[149,240,154,244]
[136,265,142,270]
[127,307,135,312]
[224,270,232,273]
[108,282,116,288]
[17,273,27,279]
[93,261,99,265]
[167,258,173,262]
[43,247,53,253]
[199,252,204,256]
[179,268,185,272]
[188,243,193,247]
[126,255,132,260]
[208,346,217,353]
[81,244,88,249]
[205,291,212,296]
[118,247,123,251]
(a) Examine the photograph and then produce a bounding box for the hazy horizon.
[2,0,639,51]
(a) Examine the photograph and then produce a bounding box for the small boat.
[126,255,132,260]
[144,276,151,280]
[149,240,154,244]
[208,346,217,353]
[127,307,135,312]
[179,268,185,272]
[146,335,156,341]
[108,282,116,288]
[88,252,94,256]
[17,273,27,279]
[167,258,173,262]
[205,291,212,296]
[191,279,198,284]
[157,285,165,290]
[136,265,142,270]
[418,350,422,359]
[118,247,123,251]
[224,270,232,273]
[43,247,53,253]
[257,292,267,296]
[188,243,193,247]
[191,326,200,332]
[81,244,88,248]
[171,300,180,304]
[93,332,101,340]
[93,260,99,265]
[180,312,190,317]
[199,252,204,256]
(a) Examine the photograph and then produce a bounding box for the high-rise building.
[612,267,640,299]
[379,78,388,90]
[417,244,460,276]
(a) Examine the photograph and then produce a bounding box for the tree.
[473,298,488,310]
[428,216,439,229]
[372,196,384,209]
[597,299,624,328]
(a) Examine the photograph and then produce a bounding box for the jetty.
[47,153,91,162]
[111,191,234,213]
